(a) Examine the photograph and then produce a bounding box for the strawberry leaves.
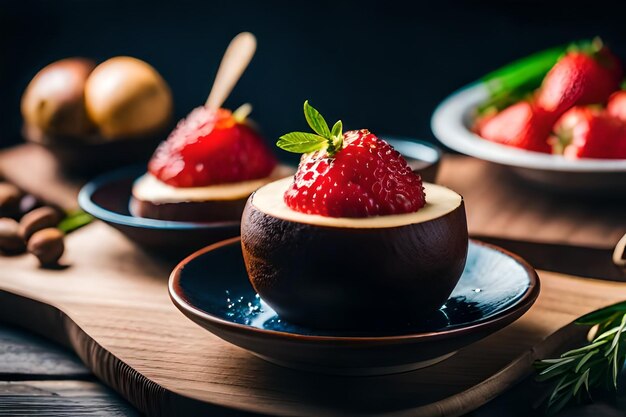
[275,132,328,153]
[277,101,343,156]
[304,101,331,137]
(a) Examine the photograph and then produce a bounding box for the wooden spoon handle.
[205,32,257,109]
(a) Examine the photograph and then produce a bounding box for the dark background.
[3,0,626,152]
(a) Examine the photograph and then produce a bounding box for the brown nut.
[0,182,24,218]
[21,58,96,138]
[27,228,64,266]
[84,56,172,139]
[19,206,63,241]
[0,218,26,254]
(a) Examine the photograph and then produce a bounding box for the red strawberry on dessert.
[277,102,426,218]
[537,40,622,115]
[551,106,626,159]
[478,100,555,153]
[148,106,277,187]
[131,104,282,222]
[607,90,626,122]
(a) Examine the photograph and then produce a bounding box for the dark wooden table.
[0,323,138,416]
[1,311,624,417]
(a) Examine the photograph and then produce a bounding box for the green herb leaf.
[576,301,626,325]
[57,210,94,234]
[278,101,344,157]
[331,120,343,138]
[304,100,331,138]
[535,300,626,415]
[276,132,328,153]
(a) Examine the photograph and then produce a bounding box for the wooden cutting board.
[0,223,624,417]
[0,145,625,416]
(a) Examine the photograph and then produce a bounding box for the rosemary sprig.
[534,301,626,415]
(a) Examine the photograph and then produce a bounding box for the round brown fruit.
[27,228,65,266]
[0,183,24,218]
[0,218,26,254]
[19,206,63,241]
[241,178,469,330]
[21,58,96,139]
[84,57,172,139]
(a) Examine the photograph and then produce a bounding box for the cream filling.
[251,177,462,229]
[132,166,293,203]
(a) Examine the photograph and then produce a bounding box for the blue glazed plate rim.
[169,237,540,342]
[78,165,240,230]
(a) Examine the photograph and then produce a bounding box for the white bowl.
[431,83,626,192]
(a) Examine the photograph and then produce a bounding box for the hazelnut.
[0,218,26,254]
[84,56,172,139]
[27,228,64,266]
[19,206,63,241]
[21,58,96,138]
[0,182,24,218]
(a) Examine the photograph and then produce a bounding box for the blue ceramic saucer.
[169,237,540,375]
[78,165,241,255]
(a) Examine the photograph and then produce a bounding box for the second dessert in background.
[130,32,286,223]
[131,104,283,222]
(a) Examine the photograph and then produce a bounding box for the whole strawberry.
[149,106,277,187]
[551,106,626,159]
[607,90,626,122]
[277,101,425,218]
[537,41,622,115]
[478,100,555,153]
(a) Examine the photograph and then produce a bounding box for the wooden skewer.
[205,32,257,110]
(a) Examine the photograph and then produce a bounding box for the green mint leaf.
[58,210,94,234]
[304,100,331,138]
[276,132,328,153]
[331,120,343,138]
[327,120,344,157]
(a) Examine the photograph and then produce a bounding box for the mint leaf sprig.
[534,301,626,415]
[277,101,343,156]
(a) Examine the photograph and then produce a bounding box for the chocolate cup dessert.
[130,198,248,223]
[241,177,469,330]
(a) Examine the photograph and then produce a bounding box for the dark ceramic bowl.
[78,166,241,255]
[169,237,540,376]
[78,138,441,254]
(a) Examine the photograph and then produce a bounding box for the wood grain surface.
[0,324,138,416]
[0,325,88,380]
[438,156,626,248]
[0,145,624,416]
